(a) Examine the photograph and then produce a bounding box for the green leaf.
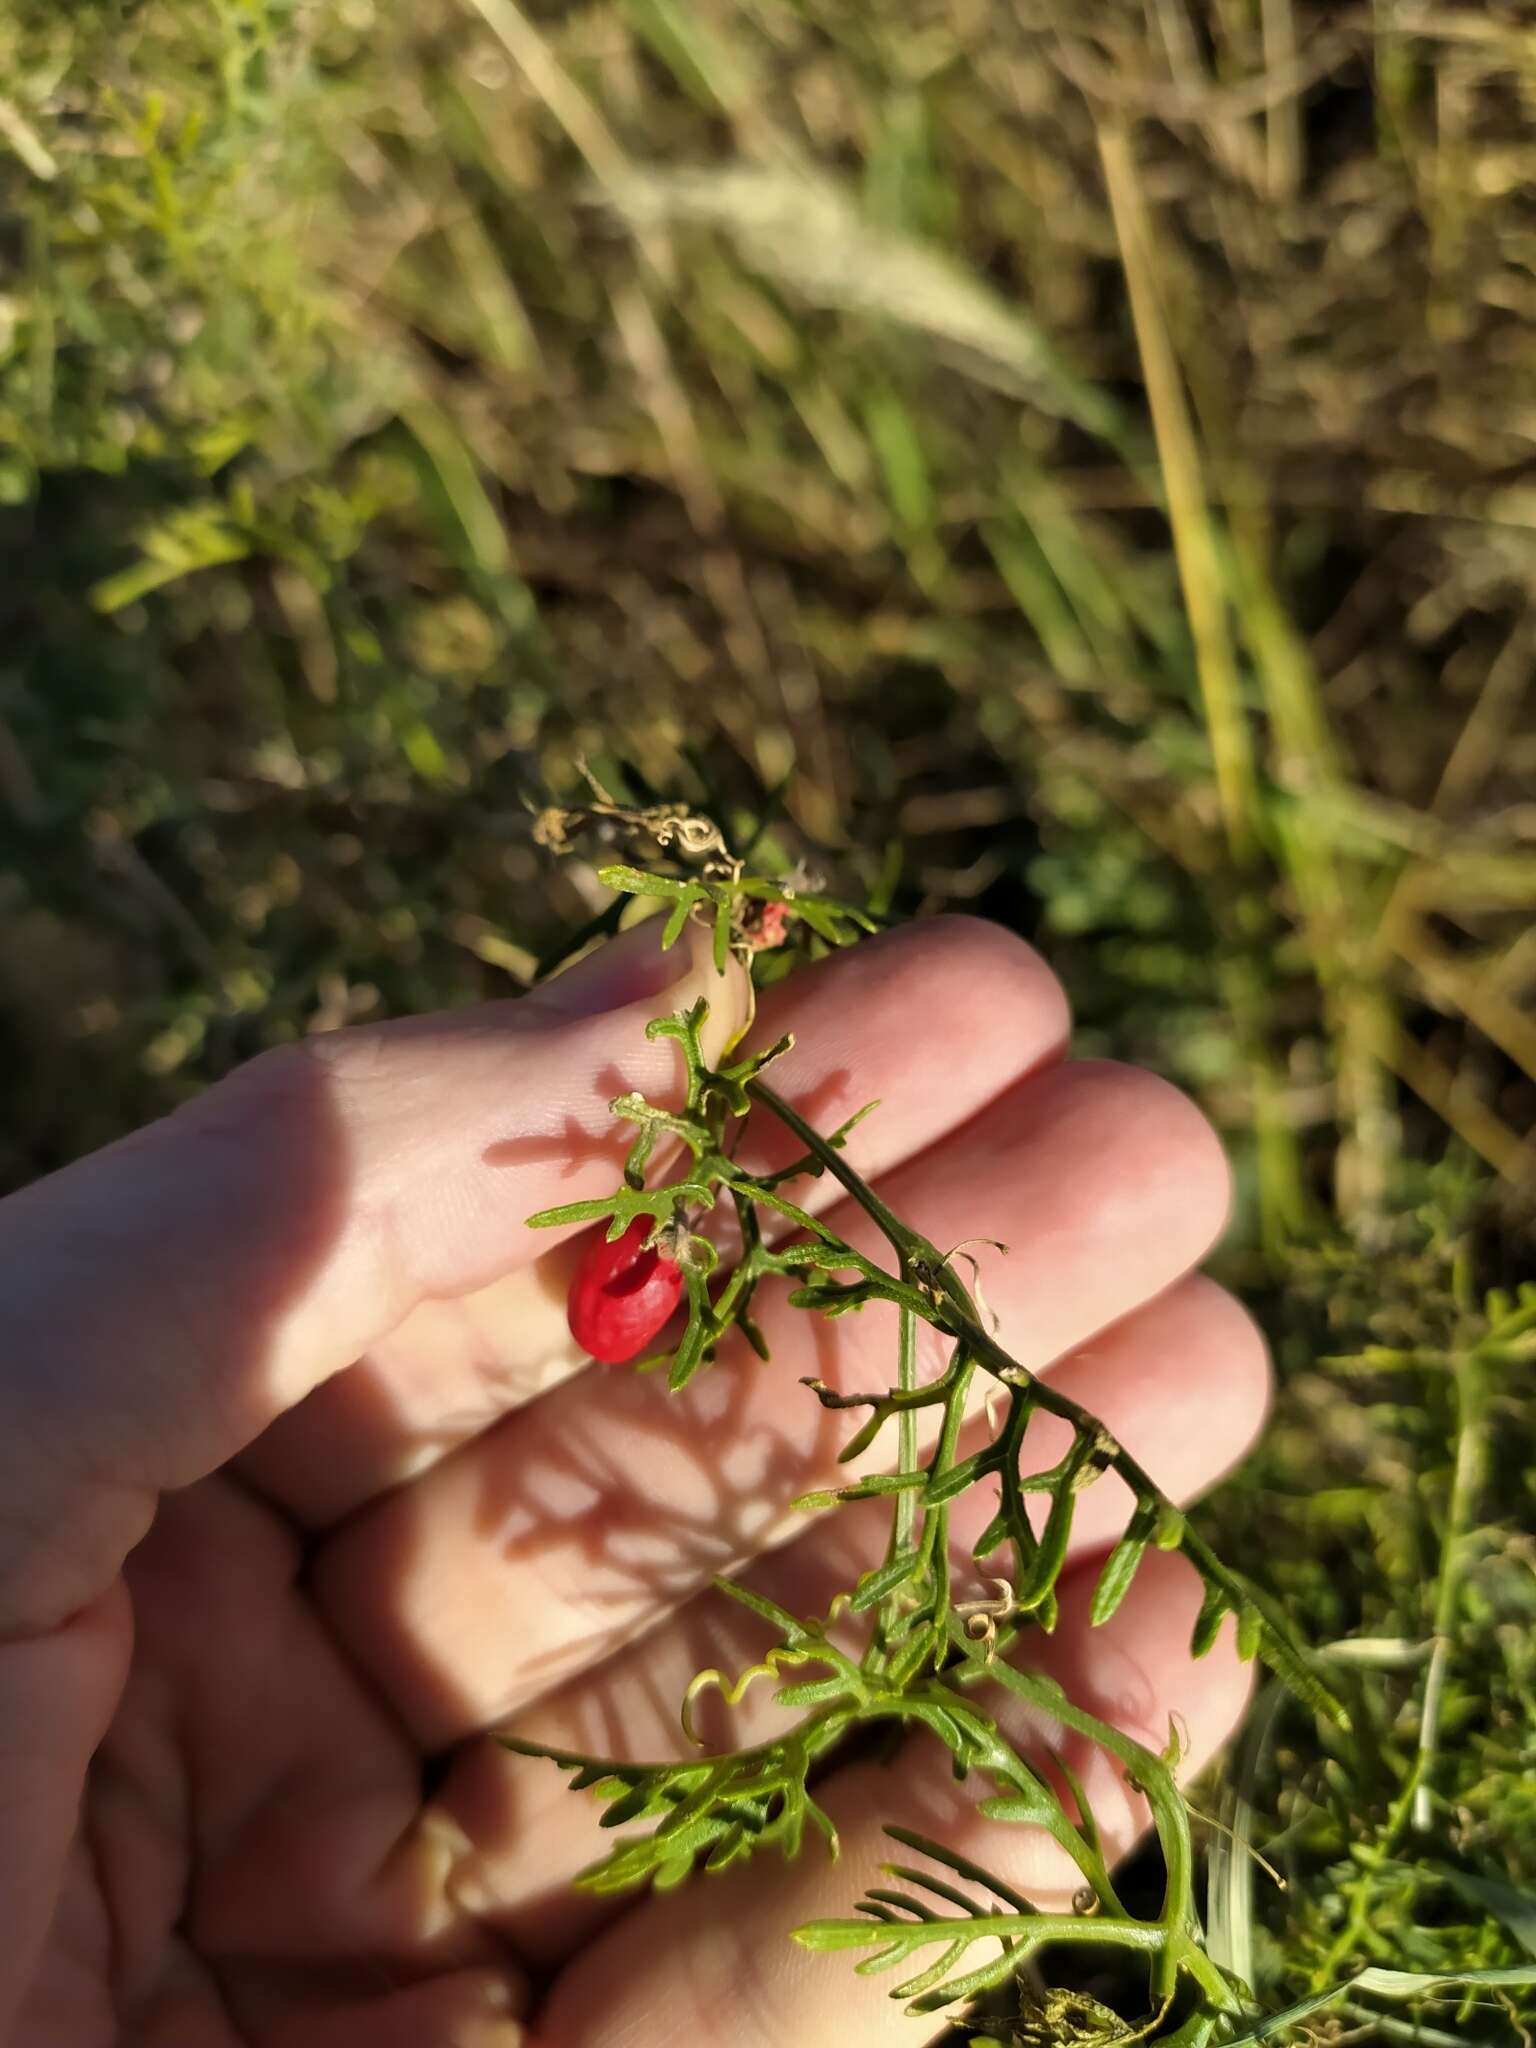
[601,1784,665,1829]
[912,1700,976,1762]
[597,864,695,901]
[703,1823,750,1873]
[905,1946,1039,2014]
[793,896,878,945]
[794,1919,900,1954]
[1088,1506,1156,1626]
[836,1407,894,1465]
[711,1577,814,1644]
[735,1184,834,1240]
[667,1307,714,1390]
[793,1472,926,1512]
[524,1195,623,1229]
[755,1099,882,1188]
[1221,1965,1536,2045]
[1051,1746,1103,1864]
[1017,1466,1079,1611]
[739,1313,771,1360]
[526,1177,713,1237]
[621,0,750,111]
[863,384,934,535]
[1236,1602,1264,1662]
[851,1551,921,1613]
[773,1675,854,1709]
[893,1936,970,2001]
[885,1627,937,1689]
[976,1783,1062,1828]
[1191,1582,1229,1658]
[923,1452,989,1506]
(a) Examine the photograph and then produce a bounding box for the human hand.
[2,916,1267,2046]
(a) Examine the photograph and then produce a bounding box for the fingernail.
[527,917,701,1020]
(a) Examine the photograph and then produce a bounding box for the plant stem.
[1309,1755,1424,1992]
[892,1299,919,1556]
[751,1074,1343,1722]
[973,1654,1240,2014]
[1412,1341,1489,1832]
[750,1079,930,1262]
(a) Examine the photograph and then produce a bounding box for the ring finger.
[430,1270,1268,1954]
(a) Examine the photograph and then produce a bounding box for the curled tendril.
[944,1241,1009,1338]
[681,1595,857,1747]
[532,774,737,874]
[682,1651,799,1748]
[954,1574,1018,1661]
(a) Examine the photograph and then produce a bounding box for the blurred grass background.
[2,0,1534,2036]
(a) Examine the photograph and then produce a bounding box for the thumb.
[0,916,751,1638]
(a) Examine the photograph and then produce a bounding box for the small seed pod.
[567,1216,685,1364]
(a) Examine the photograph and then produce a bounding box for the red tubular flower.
[567,1216,685,1364]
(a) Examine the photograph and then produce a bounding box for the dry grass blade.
[600,163,1113,426]
[1097,121,1259,867]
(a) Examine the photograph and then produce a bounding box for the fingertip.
[905,913,1073,1052]
[1178,1274,1273,1463]
[540,916,752,1060]
[525,915,744,1031]
[1054,1058,1233,1263]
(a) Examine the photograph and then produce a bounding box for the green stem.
[869,1294,924,1659]
[1309,1756,1424,1993]
[891,1299,919,1559]
[1414,1342,1489,1829]
[749,1080,932,1262]
[967,1655,1238,2014]
[750,1077,1341,1722]
[750,1080,1240,2008]
[922,1347,975,1643]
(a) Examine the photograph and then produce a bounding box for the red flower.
[743,898,790,951]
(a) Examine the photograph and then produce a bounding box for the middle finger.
[313,1057,1230,1748]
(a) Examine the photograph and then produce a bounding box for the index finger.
[0,919,750,1639]
[242,914,1072,1526]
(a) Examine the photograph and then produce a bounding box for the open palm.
[3,918,1266,2047]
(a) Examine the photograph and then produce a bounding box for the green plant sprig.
[599,861,879,972]
[514,828,1341,2042]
